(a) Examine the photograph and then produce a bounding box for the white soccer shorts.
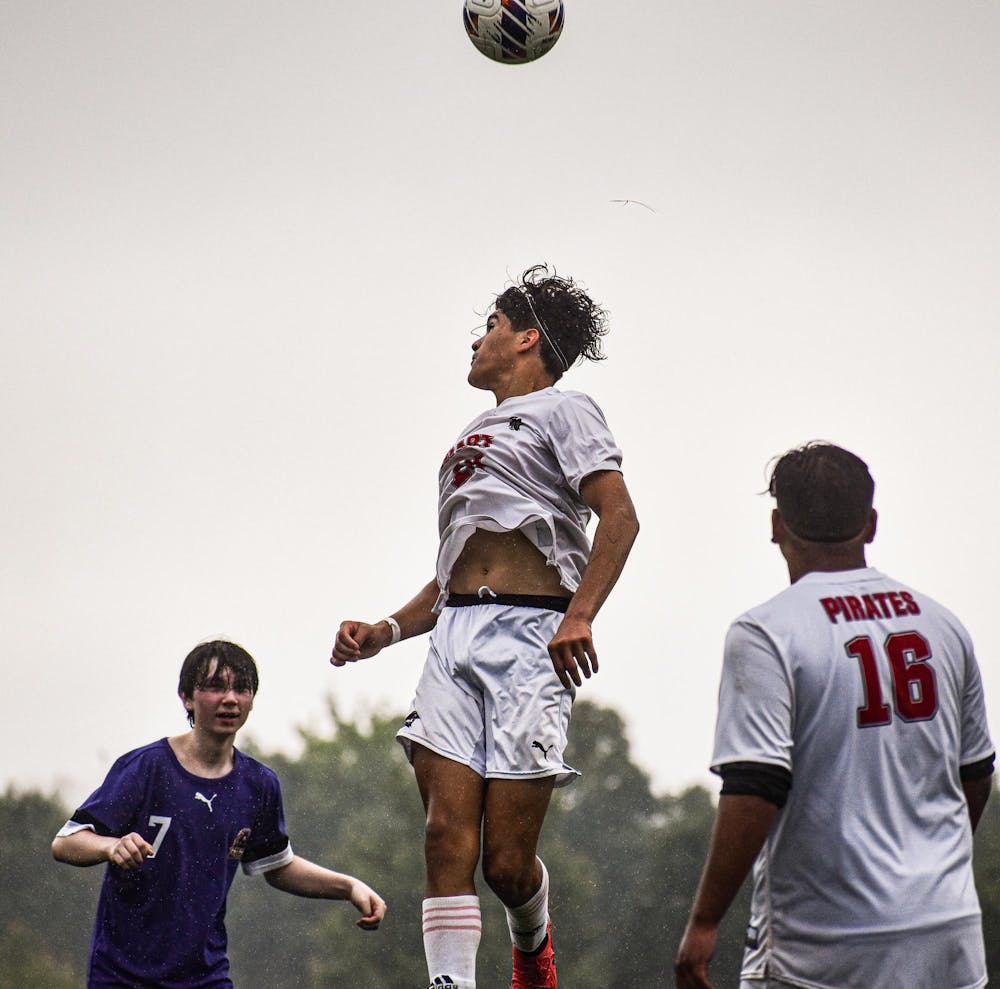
[396,594,580,786]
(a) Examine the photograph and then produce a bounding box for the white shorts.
[396,594,580,786]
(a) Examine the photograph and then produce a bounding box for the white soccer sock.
[504,859,549,953]
[422,895,481,989]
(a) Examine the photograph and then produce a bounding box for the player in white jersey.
[675,443,994,989]
[331,265,639,989]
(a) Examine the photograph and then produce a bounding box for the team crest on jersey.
[404,710,421,728]
[508,416,523,430]
[228,827,252,860]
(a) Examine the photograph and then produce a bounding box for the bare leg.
[412,744,487,895]
[481,777,555,907]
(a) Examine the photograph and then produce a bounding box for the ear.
[517,327,541,354]
[179,689,193,713]
[771,508,785,544]
[863,508,878,544]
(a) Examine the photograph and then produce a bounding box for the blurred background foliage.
[5,699,997,987]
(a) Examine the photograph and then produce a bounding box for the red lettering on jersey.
[453,453,484,487]
[441,434,494,468]
[822,590,923,625]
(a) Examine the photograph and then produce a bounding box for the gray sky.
[3,1,998,802]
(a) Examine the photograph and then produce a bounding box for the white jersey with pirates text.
[713,567,994,989]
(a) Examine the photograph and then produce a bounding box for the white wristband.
[383,616,401,645]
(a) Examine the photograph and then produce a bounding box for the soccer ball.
[463,0,565,65]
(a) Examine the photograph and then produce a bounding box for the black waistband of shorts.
[445,593,570,613]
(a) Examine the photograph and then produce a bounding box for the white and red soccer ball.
[463,0,565,65]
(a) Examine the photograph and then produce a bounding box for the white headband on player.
[518,287,570,373]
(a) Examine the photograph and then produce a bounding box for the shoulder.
[550,388,606,414]
[539,388,615,434]
[234,750,283,792]
[107,738,172,775]
[888,576,973,636]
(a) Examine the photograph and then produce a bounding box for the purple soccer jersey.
[58,738,293,988]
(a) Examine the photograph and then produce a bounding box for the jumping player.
[53,640,387,989]
[674,443,994,989]
[331,265,639,989]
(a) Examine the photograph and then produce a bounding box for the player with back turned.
[675,442,994,989]
[331,265,639,989]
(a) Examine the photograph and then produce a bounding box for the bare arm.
[331,578,439,666]
[674,794,778,989]
[52,829,153,870]
[963,774,993,832]
[264,856,387,929]
[548,470,639,689]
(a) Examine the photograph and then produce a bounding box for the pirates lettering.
[819,592,921,624]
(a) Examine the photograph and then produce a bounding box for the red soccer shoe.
[511,921,557,989]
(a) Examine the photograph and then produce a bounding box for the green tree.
[974,777,1000,979]
[0,787,100,986]
[226,700,749,988]
[6,711,997,988]
[0,922,78,989]
[227,708,428,988]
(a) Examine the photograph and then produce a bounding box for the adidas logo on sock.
[429,977,459,989]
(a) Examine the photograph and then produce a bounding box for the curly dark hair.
[768,442,875,543]
[494,264,609,381]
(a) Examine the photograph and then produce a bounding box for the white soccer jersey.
[713,567,994,989]
[435,386,622,611]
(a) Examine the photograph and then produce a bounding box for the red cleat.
[511,921,557,989]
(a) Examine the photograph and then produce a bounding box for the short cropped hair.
[178,640,259,727]
[494,264,608,381]
[768,442,875,543]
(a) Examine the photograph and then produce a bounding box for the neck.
[169,728,236,778]
[786,546,868,584]
[491,370,556,405]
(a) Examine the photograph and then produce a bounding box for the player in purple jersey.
[331,266,639,989]
[675,443,995,989]
[53,640,386,989]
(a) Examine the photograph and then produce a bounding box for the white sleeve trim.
[55,820,97,838]
[241,842,294,876]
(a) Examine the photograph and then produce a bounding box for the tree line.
[3,700,998,987]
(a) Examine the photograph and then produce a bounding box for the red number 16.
[846,632,938,728]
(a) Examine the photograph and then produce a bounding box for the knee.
[424,811,480,876]
[482,845,538,905]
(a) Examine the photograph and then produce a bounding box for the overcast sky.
[3,1,998,804]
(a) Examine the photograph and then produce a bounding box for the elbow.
[619,506,639,546]
[51,837,67,863]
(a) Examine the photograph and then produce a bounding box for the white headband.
[518,287,570,372]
